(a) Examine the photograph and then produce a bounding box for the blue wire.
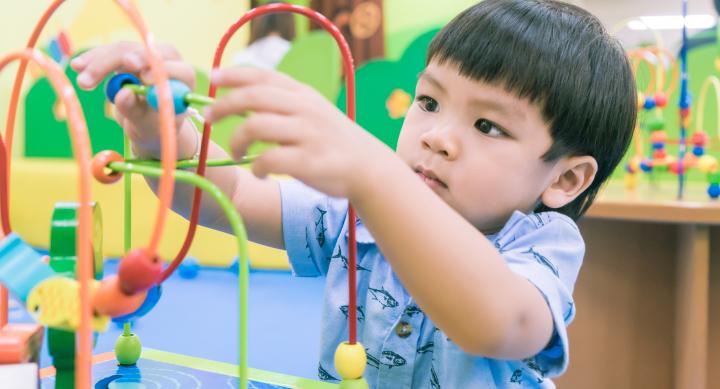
[678,0,689,199]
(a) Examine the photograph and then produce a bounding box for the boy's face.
[396,61,559,232]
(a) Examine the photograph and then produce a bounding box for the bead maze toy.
[621,1,720,200]
[0,2,369,388]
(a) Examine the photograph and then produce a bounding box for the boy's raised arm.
[71,42,285,249]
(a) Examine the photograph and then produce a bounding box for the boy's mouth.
[415,166,448,189]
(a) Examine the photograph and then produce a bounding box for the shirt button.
[395,321,412,338]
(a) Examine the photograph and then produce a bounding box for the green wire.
[108,161,250,389]
[126,156,257,169]
[123,84,216,107]
[123,137,132,253]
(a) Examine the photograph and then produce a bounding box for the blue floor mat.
[9,259,325,380]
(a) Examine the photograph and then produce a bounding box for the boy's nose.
[420,128,459,160]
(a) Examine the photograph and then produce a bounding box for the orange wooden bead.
[91,150,124,184]
[118,248,163,294]
[93,275,147,318]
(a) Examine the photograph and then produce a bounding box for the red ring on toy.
[91,150,124,184]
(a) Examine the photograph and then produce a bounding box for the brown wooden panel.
[556,219,676,389]
[310,0,384,65]
[708,227,720,389]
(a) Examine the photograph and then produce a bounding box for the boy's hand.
[70,42,196,158]
[205,67,390,199]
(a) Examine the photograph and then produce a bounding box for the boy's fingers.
[76,42,185,90]
[210,67,303,91]
[250,146,303,179]
[114,88,151,123]
[205,86,303,123]
[75,42,149,89]
[138,60,196,90]
[229,114,299,160]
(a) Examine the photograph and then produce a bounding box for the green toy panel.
[210,30,342,157]
[278,30,342,102]
[24,63,124,158]
[337,29,438,150]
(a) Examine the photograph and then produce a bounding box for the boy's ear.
[540,155,598,209]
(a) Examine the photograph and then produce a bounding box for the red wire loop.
[161,3,360,344]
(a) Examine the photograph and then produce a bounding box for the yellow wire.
[695,75,720,140]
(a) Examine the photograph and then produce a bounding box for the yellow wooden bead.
[628,156,642,173]
[637,92,645,109]
[697,155,719,173]
[624,173,637,191]
[334,341,367,380]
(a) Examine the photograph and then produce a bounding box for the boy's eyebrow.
[418,71,446,93]
[469,96,524,121]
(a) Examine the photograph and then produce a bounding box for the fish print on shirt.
[533,214,545,227]
[523,357,547,383]
[380,350,407,369]
[417,341,434,354]
[304,229,313,262]
[403,305,422,317]
[524,247,559,277]
[314,207,327,247]
[367,285,398,309]
[339,305,365,322]
[366,349,380,369]
[331,246,371,272]
[318,363,339,381]
[510,369,523,384]
[366,350,407,369]
[430,364,441,389]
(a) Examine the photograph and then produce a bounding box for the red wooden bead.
[653,149,667,160]
[691,131,709,147]
[654,93,668,108]
[118,248,163,294]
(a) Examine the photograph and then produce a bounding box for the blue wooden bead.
[693,146,705,156]
[643,97,656,110]
[105,73,141,104]
[111,284,162,323]
[651,142,665,150]
[179,257,200,279]
[147,79,191,115]
[640,159,653,172]
[708,184,720,199]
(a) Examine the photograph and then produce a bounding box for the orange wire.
[0,49,94,389]
[113,0,176,257]
[630,46,679,97]
[648,46,679,97]
[628,49,657,96]
[10,1,177,387]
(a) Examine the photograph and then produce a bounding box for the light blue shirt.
[280,180,584,389]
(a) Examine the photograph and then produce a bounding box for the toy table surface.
[40,348,337,389]
[588,179,720,225]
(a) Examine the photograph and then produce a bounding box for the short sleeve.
[279,179,349,277]
[494,211,584,377]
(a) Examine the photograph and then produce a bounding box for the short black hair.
[427,0,636,220]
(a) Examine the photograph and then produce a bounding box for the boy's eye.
[416,95,439,112]
[474,119,505,137]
